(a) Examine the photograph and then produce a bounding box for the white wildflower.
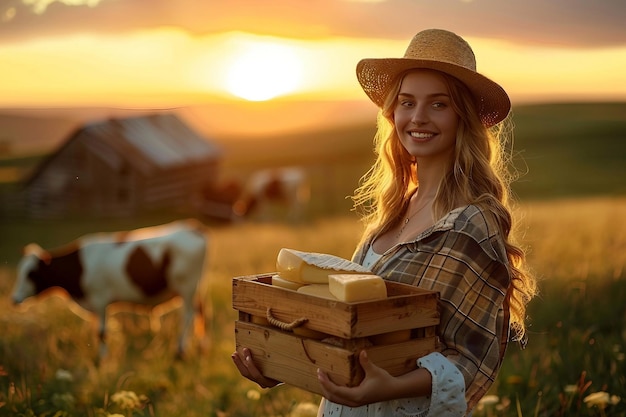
[110,390,146,410]
[563,384,578,394]
[55,369,74,382]
[584,391,610,409]
[479,395,500,406]
[246,389,261,400]
[290,402,318,417]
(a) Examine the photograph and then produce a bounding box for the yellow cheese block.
[276,248,371,284]
[296,284,337,300]
[328,274,388,302]
[271,274,306,290]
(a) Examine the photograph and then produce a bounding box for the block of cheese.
[276,248,371,284]
[271,274,306,290]
[296,284,337,300]
[328,274,387,302]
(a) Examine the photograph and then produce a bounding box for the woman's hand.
[231,347,281,389]
[317,350,397,407]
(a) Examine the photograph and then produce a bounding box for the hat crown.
[404,29,476,72]
[356,28,510,126]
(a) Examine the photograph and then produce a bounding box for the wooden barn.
[19,113,222,218]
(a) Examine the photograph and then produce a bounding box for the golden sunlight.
[1,28,625,108]
[223,41,304,101]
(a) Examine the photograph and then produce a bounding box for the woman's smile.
[394,70,459,161]
[408,130,437,140]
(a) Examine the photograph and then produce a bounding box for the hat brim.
[357,58,511,127]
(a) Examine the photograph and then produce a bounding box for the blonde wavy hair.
[352,69,537,343]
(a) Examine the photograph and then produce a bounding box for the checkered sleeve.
[367,206,511,413]
[419,230,509,410]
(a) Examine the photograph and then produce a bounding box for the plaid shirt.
[353,204,511,413]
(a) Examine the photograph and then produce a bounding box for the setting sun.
[224,41,304,101]
[1,28,625,109]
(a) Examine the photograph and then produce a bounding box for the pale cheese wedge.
[276,248,371,284]
[296,284,337,300]
[271,274,306,290]
[328,274,387,302]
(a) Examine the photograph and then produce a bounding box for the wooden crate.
[233,273,440,396]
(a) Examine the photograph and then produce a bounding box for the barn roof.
[24,113,221,183]
[84,113,221,170]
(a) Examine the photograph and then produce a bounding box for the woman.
[232,28,538,417]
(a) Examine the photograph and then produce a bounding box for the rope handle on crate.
[266,307,309,331]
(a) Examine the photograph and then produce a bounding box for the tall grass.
[491,197,626,417]
[0,197,625,416]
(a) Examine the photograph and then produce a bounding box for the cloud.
[0,0,624,48]
[21,0,103,15]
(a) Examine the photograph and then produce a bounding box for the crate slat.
[235,320,437,396]
[232,274,439,338]
[232,273,440,395]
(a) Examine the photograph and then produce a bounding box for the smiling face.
[393,70,460,166]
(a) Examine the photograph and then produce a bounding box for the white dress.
[317,352,466,417]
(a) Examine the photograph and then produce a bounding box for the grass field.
[1,102,625,416]
[214,101,626,201]
[1,198,625,416]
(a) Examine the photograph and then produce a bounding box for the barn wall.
[15,115,222,219]
[140,161,219,209]
[23,134,91,217]
[82,149,138,217]
[24,159,220,218]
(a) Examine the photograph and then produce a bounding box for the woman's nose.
[410,104,428,124]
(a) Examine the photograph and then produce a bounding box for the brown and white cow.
[233,167,310,222]
[11,218,208,360]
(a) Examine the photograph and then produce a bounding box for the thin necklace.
[396,197,431,238]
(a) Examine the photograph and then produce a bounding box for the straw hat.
[356,29,511,127]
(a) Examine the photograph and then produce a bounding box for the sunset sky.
[1,0,625,135]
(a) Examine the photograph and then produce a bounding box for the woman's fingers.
[317,350,391,407]
[231,348,280,389]
[231,349,250,377]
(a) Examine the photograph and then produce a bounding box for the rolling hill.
[1,101,625,202]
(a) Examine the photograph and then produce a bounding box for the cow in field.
[232,167,310,222]
[11,218,208,360]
